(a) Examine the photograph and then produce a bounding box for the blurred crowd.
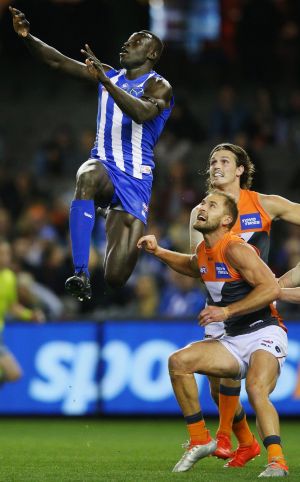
[0,0,300,321]
[1,81,300,321]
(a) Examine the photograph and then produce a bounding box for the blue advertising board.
[0,320,300,416]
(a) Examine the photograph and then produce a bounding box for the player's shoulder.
[225,237,255,260]
[146,72,172,92]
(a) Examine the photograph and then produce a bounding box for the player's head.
[193,190,238,234]
[207,143,255,191]
[0,239,12,270]
[119,31,164,69]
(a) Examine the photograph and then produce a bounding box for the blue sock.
[69,200,95,276]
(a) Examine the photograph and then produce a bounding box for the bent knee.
[168,351,188,374]
[246,380,268,405]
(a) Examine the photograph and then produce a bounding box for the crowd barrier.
[1,320,300,415]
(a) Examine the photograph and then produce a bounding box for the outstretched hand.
[81,44,108,84]
[9,6,30,38]
[137,235,159,254]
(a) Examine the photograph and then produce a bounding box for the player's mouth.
[213,171,223,178]
[197,214,207,221]
[120,48,129,57]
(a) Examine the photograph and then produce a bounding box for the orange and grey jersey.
[197,231,284,337]
[232,189,271,263]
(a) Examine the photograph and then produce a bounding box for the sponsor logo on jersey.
[240,212,262,230]
[215,262,231,279]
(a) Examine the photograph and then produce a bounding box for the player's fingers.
[9,7,21,15]
[85,44,97,58]
[81,49,89,58]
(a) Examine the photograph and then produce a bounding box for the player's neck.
[203,227,229,249]
[219,182,241,202]
[124,64,152,80]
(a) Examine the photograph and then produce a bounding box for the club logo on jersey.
[130,86,144,97]
[199,266,207,274]
[215,263,231,279]
[240,212,262,230]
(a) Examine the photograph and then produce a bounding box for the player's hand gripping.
[81,44,108,84]
[137,235,159,255]
[9,6,30,38]
[198,305,230,326]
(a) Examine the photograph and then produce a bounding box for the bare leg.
[104,210,145,288]
[168,340,240,416]
[246,350,279,438]
[75,159,114,202]
[169,340,240,473]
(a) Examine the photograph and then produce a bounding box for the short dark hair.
[207,143,255,190]
[211,189,239,229]
[140,30,164,63]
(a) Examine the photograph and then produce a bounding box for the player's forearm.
[23,34,89,80]
[23,34,66,68]
[278,263,300,288]
[226,283,280,318]
[154,247,199,278]
[102,79,157,124]
[279,287,300,303]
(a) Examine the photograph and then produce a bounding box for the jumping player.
[138,191,288,478]
[10,6,173,301]
[189,143,300,467]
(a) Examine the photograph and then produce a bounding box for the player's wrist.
[100,76,110,87]
[222,306,231,320]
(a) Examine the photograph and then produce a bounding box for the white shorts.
[218,325,288,379]
[204,322,225,339]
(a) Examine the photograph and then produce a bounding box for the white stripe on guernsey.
[205,281,225,303]
[132,72,156,179]
[110,72,127,171]
[132,122,143,179]
[97,88,109,159]
[240,231,254,243]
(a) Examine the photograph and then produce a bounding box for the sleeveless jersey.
[197,231,284,337]
[232,189,271,263]
[90,68,174,180]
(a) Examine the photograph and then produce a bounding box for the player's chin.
[119,57,130,69]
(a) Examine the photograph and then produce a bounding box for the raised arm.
[81,44,173,124]
[10,7,111,82]
[137,235,200,278]
[259,193,300,224]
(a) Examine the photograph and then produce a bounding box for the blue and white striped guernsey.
[90,68,174,180]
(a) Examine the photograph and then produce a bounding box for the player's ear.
[147,49,158,62]
[223,214,233,228]
[236,164,244,178]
